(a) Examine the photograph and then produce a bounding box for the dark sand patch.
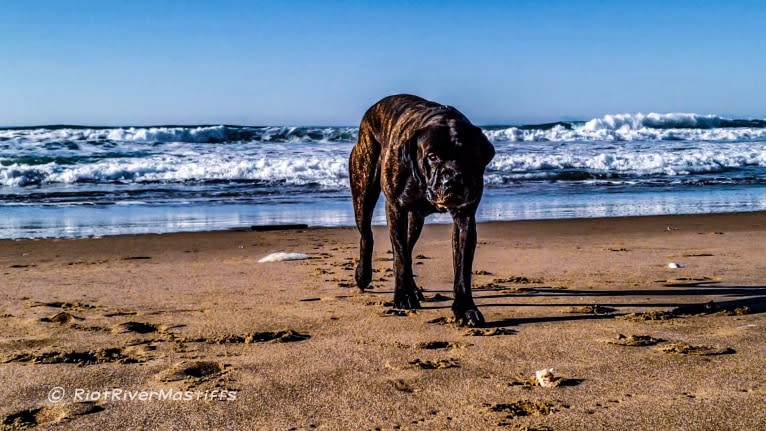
[672,301,750,316]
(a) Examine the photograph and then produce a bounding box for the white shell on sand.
[258,252,310,263]
[535,368,557,388]
[667,262,685,269]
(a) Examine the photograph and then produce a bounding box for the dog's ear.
[473,126,495,167]
[402,129,425,186]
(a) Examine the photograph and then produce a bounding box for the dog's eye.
[427,153,438,162]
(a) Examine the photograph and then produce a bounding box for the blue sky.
[1,0,764,126]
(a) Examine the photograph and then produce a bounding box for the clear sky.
[1,0,764,126]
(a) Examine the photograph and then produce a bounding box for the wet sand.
[1,212,766,430]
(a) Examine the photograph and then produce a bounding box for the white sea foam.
[0,125,358,144]
[1,113,765,145]
[2,114,766,189]
[485,113,766,142]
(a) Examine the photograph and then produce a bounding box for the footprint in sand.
[111,321,162,334]
[30,301,97,312]
[422,294,452,303]
[427,316,458,325]
[618,311,676,322]
[559,305,616,315]
[416,341,470,350]
[156,360,228,382]
[177,329,310,344]
[485,400,561,424]
[380,309,417,317]
[2,347,145,366]
[39,311,83,325]
[408,358,460,369]
[103,309,138,317]
[365,300,394,307]
[656,342,735,356]
[155,360,237,391]
[390,379,415,393]
[605,334,664,347]
[2,402,103,429]
[464,327,517,337]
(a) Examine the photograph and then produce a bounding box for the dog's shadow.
[476,285,766,328]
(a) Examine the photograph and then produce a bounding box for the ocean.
[2,112,766,239]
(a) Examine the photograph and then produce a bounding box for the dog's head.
[404,119,495,211]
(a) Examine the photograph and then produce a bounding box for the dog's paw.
[355,265,372,291]
[416,290,425,301]
[454,308,485,327]
[394,290,422,309]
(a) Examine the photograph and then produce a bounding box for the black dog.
[349,94,495,326]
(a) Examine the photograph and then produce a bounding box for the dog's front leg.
[451,210,484,326]
[387,203,421,309]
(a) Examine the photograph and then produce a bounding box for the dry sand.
[1,212,765,430]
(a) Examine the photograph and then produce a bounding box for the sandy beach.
[1,212,766,430]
